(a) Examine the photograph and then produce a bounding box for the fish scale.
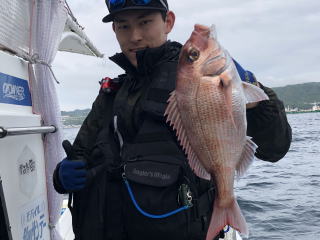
[165,24,269,239]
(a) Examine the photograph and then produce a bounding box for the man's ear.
[165,11,175,34]
[112,22,116,32]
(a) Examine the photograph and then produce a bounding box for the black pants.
[0,198,9,240]
[0,195,9,240]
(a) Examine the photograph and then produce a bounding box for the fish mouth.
[209,24,216,39]
[194,24,216,40]
[194,24,211,36]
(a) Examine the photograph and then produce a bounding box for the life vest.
[107,58,217,240]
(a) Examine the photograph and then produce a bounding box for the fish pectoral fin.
[220,77,237,129]
[242,81,269,104]
[236,136,257,178]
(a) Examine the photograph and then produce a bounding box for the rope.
[48,223,56,229]
[27,53,60,84]
[65,0,84,30]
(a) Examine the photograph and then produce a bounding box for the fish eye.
[188,48,200,62]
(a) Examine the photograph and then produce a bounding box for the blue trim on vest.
[0,72,32,106]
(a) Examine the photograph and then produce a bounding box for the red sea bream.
[165,24,269,239]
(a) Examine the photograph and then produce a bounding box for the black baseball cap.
[103,0,169,23]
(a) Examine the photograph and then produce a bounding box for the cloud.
[54,0,320,110]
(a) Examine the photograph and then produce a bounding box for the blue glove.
[233,59,258,85]
[59,140,87,191]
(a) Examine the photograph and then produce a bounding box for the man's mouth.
[130,47,147,53]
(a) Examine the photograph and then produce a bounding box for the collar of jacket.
[109,41,182,77]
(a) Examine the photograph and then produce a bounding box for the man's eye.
[117,24,129,30]
[141,20,152,25]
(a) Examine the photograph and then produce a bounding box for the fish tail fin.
[206,198,248,240]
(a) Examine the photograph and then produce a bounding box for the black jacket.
[53,41,292,239]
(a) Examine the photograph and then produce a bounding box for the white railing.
[0,125,56,138]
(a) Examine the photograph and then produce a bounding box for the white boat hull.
[0,50,52,239]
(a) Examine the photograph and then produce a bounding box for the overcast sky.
[53,0,320,111]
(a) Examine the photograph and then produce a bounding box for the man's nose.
[130,27,143,42]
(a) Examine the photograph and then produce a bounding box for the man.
[53,1,292,240]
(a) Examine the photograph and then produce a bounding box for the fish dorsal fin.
[165,91,211,180]
[236,136,257,178]
[242,82,269,104]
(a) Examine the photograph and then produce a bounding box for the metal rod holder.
[0,126,56,138]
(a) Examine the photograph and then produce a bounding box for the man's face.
[113,10,175,67]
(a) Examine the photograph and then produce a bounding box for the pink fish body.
[165,24,269,239]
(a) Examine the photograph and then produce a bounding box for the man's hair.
[160,11,167,21]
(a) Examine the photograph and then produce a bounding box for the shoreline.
[286,110,320,114]
[62,125,81,129]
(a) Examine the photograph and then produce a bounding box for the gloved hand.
[59,140,87,192]
[233,59,258,86]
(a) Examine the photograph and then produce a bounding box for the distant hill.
[60,82,320,126]
[61,109,90,126]
[272,82,320,110]
[61,109,90,117]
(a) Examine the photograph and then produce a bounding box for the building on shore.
[285,102,320,113]
[312,103,320,111]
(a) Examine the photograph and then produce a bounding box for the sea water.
[236,112,320,239]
